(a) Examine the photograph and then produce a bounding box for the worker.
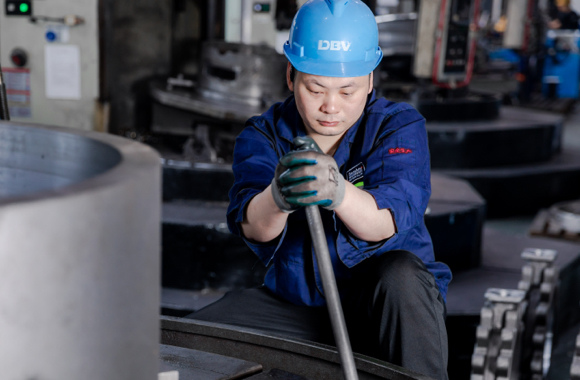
[186,1,451,378]
[549,0,579,30]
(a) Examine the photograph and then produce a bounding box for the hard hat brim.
[284,45,383,78]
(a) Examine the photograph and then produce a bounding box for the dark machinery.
[149,40,289,164]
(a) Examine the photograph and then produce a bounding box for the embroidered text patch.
[346,162,365,185]
[388,147,413,154]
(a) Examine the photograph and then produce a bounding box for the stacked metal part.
[470,248,559,380]
[471,288,528,380]
[517,249,559,380]
[572,333,580,379]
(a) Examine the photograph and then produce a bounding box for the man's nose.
[321,94,339,114]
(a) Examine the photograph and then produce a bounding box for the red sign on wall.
[2,67,31,118]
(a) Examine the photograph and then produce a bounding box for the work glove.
[271,136,345,212]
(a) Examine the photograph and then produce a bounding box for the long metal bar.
[374,12,417,24]
[240,0,252,44]
[0,64,10,120]
[306,204,359,380]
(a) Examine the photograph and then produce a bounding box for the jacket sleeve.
[336,107,432,267]
[226,118,288,267]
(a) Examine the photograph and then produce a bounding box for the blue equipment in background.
[542,30,580,99]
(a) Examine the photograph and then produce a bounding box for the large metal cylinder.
[0,121,161,379]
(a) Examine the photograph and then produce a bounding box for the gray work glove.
[271,136,345,212]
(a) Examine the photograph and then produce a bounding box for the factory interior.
[2,0,580,379]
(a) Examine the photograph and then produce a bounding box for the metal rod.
[374,12,417,24]
[207,0,217,41]
[240,0,252,44]
[0,64,10,121]
[305,204,359,380]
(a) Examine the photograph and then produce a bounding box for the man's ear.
[368,71,374,94]
[286,63,294,92]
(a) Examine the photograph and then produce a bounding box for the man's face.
[287,64,373,139]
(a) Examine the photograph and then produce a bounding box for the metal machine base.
[160,317,431,380]
[428,106,564,169]
[436,148,580,217]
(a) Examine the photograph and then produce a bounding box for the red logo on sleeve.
[389,147,413,154]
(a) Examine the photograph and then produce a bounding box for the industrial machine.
[0,0,102,130]
[542,30,580,99]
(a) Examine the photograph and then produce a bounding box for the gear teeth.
[571,333,580,379]
[471,248,559,380]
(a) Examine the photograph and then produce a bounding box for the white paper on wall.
[45,44,81,100]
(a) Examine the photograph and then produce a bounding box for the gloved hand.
[271,136,345,211]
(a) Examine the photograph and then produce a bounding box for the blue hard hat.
[283,0,383,77]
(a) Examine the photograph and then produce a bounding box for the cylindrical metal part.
[0,121,161,379]
[306,205,359,380]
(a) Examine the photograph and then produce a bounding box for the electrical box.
[413,0,478,87]
[438,0,472,80]
[0,0,100,130]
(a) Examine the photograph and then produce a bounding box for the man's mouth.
[319,120,339,127]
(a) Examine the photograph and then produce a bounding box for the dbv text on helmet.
[317,40,352,51]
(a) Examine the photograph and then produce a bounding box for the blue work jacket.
[227,90,452,307]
